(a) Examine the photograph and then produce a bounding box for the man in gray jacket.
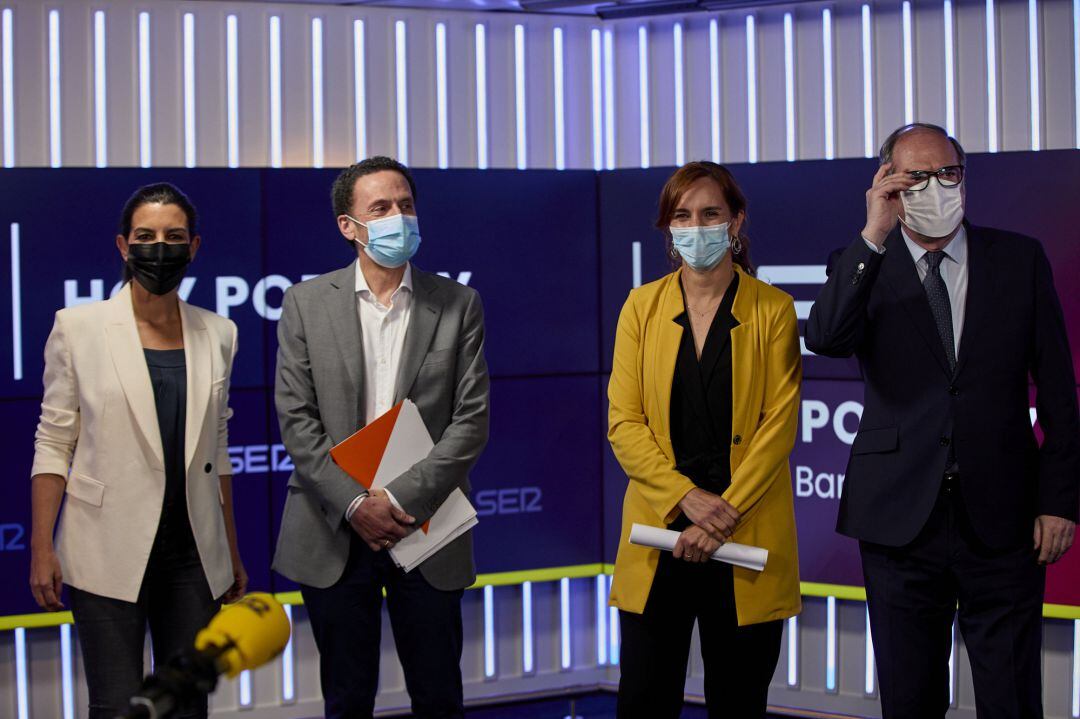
[272,156,490,719]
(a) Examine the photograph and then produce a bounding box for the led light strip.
[862,5,875,158]
[354,19,367,161]
[595,575,608,665]
[822,9,834,160]
[787,615,798,686]
[864,607,875,695]
[784,13,795,162]
[1028,0,1040,150]
[311,18,324,168]
[902,1,914,124]
[673,22,684,166]
[226,15,239,168]
[93,11,106,168]
[475,24,488,169]
[60,624,74,719]
[522,581,534,673]
[436,23,449,169]
[554,27,565,170]
[590,28,603,171]
[138,12,151,167]
[1,7,12,167]
[709,18,721,163]
[945,0,957,136]
[395,20,409,164]
[603,29,615,170]
[560,577,572,669]
[484,584,496,677]
[986,0,999,151]
[825,595,837,692]
[269,16,281,167]
[48,9,60,168]
[10,221,20,381]
[638,25,649,169]
[183,12,196,168]
[746,15,758,163]
[514,24,527,170]
[282,604,295,702]
[15,627,28,719]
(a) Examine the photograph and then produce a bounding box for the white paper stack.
[629,523,768,572]
[365,400,478,573]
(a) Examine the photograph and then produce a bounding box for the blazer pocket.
[851,427,898,455]
[66,472,105,507]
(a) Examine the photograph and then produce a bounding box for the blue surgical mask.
[670,223,731,271]
[346,213,421,269]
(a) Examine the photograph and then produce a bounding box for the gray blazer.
[271,262,490,591]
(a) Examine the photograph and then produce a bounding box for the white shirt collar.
[901,223,968,266]
[354,259,413,297]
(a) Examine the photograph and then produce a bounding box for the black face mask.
[126,241,192,295]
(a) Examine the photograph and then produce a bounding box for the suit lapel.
[103,283,164,469]
[180,302,211,474]
[878,227,952,376]
[327,263,366,425]
[954,225,987,377]
[394,268,443,404]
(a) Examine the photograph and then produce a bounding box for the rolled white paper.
[629,523,768,572]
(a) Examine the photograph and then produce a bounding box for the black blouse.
[669,273,740,530]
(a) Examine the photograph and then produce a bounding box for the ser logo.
[0,523,26,551]
[474,487,543,517]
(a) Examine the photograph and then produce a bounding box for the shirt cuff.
[862,236,886,254]
[344,493,368,522]
[383,489,404,512]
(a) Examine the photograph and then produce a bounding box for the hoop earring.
[669,244,680,260]
[732,237,744,255]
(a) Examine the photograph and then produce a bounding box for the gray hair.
[878,123,966,167]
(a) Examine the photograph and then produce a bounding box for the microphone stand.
[116,642,232,719]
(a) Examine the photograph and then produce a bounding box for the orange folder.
[330,401,431,534]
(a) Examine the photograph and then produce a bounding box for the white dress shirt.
[864,224,969,356]
[345,260,412,521]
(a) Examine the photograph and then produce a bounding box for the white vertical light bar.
[60,624,74,719]
[1,7,13,167]
[436,23,449,169]
[945,0,957,135]
[826,596,838,692]
[902,1,914,124]
[395,20,408,164]
[637,25,649,169]
[746,15,758,163]
[311,17,324,168]
[282,604,295,702]
[986,0,999,151]
[15,627,28,719]
[239,670,252,707]
[603,29,615,169]
[10,222,21,381]
[138,12,151,168]
[48,9,60,168]
[1071,619,1079,718]
[595,575,608,665]
[631,240,642,288]
[560,577,572,670]
[1028,0,1040,150]
[475,24,488,169]
[864,607,875,695]
[183,13,195,168]
[608,575,619,664]
[862,5,875,157]
[822,8,835,160]
[673,22,684,166]
[590,28,603,171]
[226,15,239,168]
[93,11,106,168]
[514,24,527,170]
[483,585,496,678]
[783,13,795,161]
[522,581,534,673]
[554,27,566,170]
[1074,0,1080,148]
[786,615,799,686]
[354,20,367,161]
[709,18,721,162]
[948,618,957,704]
[269,16,282,167]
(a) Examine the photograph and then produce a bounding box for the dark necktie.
[923,250,956,373]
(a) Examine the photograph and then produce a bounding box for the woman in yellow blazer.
[28,183,246,719]
[608,162,802,718]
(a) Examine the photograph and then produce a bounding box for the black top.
[669,273,740,531]
[144,348,197,555]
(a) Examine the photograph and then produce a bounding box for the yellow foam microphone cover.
[194,593,291,678]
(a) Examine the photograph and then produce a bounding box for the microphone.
[118,593,291,719]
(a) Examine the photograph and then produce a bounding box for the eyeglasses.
[904,165,965,192]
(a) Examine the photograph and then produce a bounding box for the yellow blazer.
[608,265,802,626]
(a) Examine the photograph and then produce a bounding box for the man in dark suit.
[806,123,1079,718]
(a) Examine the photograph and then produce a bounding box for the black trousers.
[301,532,465,719]
[68,543,218,719]
[860,478,1045,719]
[617,550,784,719]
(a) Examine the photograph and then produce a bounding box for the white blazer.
[32,283,238,603]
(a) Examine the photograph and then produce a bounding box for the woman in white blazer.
[28,183,246,719]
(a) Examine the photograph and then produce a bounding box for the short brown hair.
[655,161,754,276]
